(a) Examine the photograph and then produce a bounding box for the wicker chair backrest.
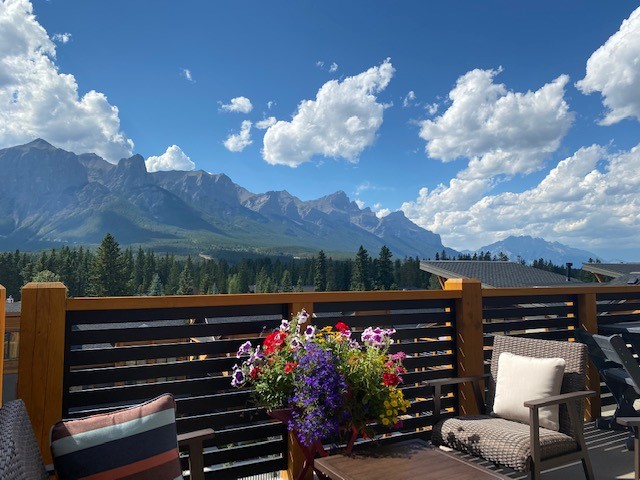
[485,335,587,436]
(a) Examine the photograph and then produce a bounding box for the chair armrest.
[178,428,215,445]
[178,428,215,480]
[524,390,595,409]
[427,374,489,424]
[424,373,489,387]
[616,417,640,428]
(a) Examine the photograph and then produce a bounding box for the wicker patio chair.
[0,397,214,480]
[427,335,595,480]
[0,399,49,480]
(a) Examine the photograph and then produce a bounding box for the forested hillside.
[0,234,432,299]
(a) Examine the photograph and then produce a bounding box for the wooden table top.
[314,439,511,480]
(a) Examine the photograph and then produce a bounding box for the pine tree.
[147,273,164,296]
[177,259,194,295]
[375,246,394,290]
[280,269,293,292]
[255,267,271,293]
[351,245,372,291]
[314,250,327,292]
[89,233,127,296]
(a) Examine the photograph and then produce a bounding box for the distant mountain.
[476,235,600,266]
[0,139,454,259]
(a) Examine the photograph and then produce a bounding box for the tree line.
[0,233,595,300]
[0,234,433,300]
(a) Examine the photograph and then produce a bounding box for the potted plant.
[231,311,410,453]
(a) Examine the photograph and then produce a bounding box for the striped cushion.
[50,394,183,480]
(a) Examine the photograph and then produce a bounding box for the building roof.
[5,300,21,314]
[420,260,585,288]
[581,262,640,279]
[601,273,640,286]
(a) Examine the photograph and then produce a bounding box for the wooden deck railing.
[11,280,640,479]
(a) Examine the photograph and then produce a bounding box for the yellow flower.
[386,409,393,416]
[384,401,390,408]
[382,417,391,426]
[391,400,398,407]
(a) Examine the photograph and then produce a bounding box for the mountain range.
[0,139,457,259]
[474,235,601,266]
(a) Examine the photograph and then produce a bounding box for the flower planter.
[268,408,328,480]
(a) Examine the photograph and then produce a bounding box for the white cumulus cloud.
[0,0,134,162]
[354,199,365,209]
[420,68,574,179]
[576,7,640,125]
[372,203,391,218]
[329,62,338,73]
[145,145,195,172]
[224,120,252,152]
[255,116,277,129]
[52,32,71,44]
[403,90,417,107]
[402,144,640,254]
[220,96,253,114]
[262,58,395,167]
[403,68,580,250]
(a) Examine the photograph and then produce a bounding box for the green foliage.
[0,233,519,298]
[147,273,164,296]
[351,245,372,291]
[314,250,327,292]
[31,270,61,282]
[375,246,393,290]
[89,233,127,296]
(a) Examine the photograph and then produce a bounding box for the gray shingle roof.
[420,260,585,288]
[581,263,640,279]
[602,273,640,286]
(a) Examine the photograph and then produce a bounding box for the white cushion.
[493,352,566,431]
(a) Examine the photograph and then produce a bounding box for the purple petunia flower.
[236,340,252,358]
[231,366,245,387]
[304,325,316,339]
[280,319,290,332]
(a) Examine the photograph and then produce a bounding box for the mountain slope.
[477,235,600,265]
[0,139,454,258]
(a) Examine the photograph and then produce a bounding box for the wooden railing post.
[18,282,67,464]
[0,284,5,406]
[577,292,600,420]
[444,278,484,415]
[283,300,315,480]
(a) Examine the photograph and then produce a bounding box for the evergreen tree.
[177,258,194,295]
[314,250,327,292]
[375,246,394,290]
[351,245,372,291]
[227,273,242,294]
[280,269,293,292]
[147,273,164,296]
[295,276,304,292]
[255,267,272,293]
[133,247,145,294]
[32,270,61,282]
[89,233,127,296]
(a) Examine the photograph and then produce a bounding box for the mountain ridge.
[475,235,601,265]
[0,139,454,258]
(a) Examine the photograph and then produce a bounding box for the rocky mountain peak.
[109,154,150,189]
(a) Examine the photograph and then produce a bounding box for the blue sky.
[2,0,640,258]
